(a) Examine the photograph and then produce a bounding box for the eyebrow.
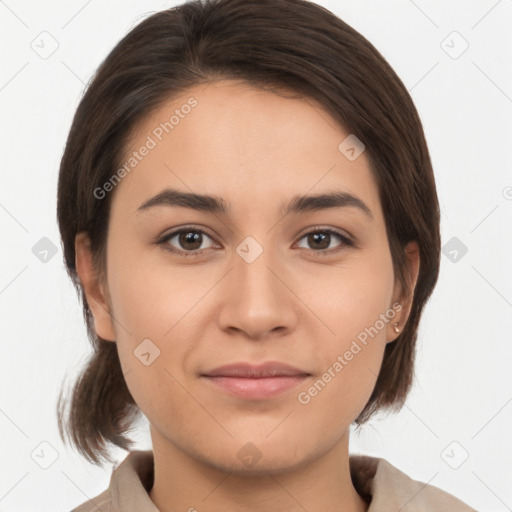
[136,187,373,219]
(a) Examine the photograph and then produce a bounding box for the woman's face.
[78,79,418,473]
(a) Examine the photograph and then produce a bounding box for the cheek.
[119,351,195,440]
[304,244,395,339]
[104,243,219,411]
[107,257,197,425]
[296,300,391,433]
[297,248,394,410]
[106,238,207,339]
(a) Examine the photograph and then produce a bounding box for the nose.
[216,243,298,340]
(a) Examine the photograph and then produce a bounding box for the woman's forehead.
[113,80,381,218]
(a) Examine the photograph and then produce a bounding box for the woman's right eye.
[158,227,217,257]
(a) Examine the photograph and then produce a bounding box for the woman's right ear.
[74,232,116,342]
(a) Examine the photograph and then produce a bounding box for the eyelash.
[156,225,354,258]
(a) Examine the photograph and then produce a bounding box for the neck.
[148,428,369,512]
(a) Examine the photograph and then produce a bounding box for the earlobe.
[387,240,420,343]
[75,232,116,342]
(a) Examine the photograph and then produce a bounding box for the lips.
[200,362,311,400]
[202,361,310,378]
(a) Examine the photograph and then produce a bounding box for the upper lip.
[202,362,310,378]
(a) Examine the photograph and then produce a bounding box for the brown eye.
[159,227,216,256]
[306,232,331,250]
[296,228,353,255]
[177,231,203,251]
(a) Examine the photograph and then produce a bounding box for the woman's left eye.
[295,229,353,255]
[157,227,353,257]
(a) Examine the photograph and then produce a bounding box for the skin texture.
[75,80,420,512]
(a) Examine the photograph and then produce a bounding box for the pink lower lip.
[202,375,308,399]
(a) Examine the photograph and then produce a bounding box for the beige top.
[71,450,477,511]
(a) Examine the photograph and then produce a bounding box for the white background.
[1,0,511,510]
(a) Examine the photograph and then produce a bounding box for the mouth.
[200,361,311,400]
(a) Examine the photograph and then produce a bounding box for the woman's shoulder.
[70,488,113,512]
[69,450,158,512]
[349,454,478,511]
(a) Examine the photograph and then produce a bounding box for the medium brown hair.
[56,0,440,466]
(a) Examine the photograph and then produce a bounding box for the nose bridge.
[234,234,283,307]
[218,233,295,337]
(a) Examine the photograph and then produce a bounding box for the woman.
[56,0,477,510]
